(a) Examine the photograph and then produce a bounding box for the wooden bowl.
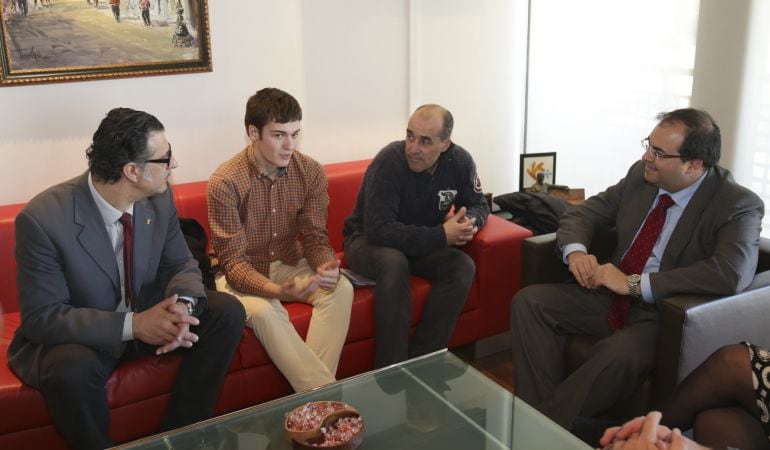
[285,401,364,449]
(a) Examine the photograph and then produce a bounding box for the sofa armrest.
[652,271,770,408]
[463,215,533,335]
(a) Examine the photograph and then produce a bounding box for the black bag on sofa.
[493,191,571,235]
[179,218,216,290]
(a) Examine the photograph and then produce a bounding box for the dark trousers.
[38,290,245,450]
[510,282,658,429]
[344,235,474,368]
[141,8,150,25]
[110,4,119,21]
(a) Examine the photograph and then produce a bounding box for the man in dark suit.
[7,108,245,449]
[510,108,764,432]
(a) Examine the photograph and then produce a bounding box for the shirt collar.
[248,144,290,179]
[88,173,134,226]
[658,169,708,208]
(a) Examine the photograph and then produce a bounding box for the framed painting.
[519,152,556,192]
[0,0,211,86]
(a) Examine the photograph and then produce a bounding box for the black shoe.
[571,416,623,448]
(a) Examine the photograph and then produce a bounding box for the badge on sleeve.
[473,173,483,193]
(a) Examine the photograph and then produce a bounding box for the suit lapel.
[616,183,658,259]
[132,199,156,305]
[660,170,717,270]
[74,176,120,289]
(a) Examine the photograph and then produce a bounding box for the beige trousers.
[216,259,353,392]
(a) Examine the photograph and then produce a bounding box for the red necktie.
[607,194,674,332]
[119,213,133,308]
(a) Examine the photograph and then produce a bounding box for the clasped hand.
[132,294,200,355]
[277,260,340,303]
[598,411,710,450]
[316,259,341,291]
[443,206,478,246]
[568,252,629,295]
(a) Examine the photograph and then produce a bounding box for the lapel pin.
[146,218,152,225]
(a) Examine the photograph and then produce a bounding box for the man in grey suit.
[7,108,245,449]
[510,108,764,433]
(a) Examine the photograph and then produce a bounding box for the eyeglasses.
[641,137,683,160]
[145,146,172,168]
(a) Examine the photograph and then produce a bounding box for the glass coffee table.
[114,350,590,449]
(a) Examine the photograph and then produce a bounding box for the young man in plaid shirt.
[207,88,353,392]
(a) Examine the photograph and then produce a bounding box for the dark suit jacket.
[557,161,764,300]
[7,172,206,388]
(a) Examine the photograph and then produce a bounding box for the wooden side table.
[545,188,585,205]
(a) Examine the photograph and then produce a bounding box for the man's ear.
[248,125,260,142]
[686,158,704,174]
[440,138,452,153]
[122,162,142,183]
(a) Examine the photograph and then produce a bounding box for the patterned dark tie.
[119,212,133,308]
[607,194,674,332]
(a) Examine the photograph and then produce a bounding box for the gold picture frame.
[0,0,211,86]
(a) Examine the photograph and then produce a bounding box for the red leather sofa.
[0,159,532,449]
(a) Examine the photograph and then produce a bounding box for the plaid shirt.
[207,145,335,296]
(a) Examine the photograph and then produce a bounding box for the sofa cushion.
[0,313,51,434]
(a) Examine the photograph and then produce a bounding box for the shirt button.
[272,208,276,213]
[270,251,274,256]
[273,232,277,237]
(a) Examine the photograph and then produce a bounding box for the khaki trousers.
[216,259,353,392]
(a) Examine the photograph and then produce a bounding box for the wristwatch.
[176,298,195,315]
[627,274,642,299]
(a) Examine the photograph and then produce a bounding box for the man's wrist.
[123,312,134,341]
[264,281,284,299]
[176,298,194,315]
[627,274,642,299]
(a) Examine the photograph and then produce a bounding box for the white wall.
[0,1,524,205]
[411,0,529,197]
[526,0,700,197]
[689,0,751,174]
[691,0,770,236]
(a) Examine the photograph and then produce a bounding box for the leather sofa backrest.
[321,160,370,252]
[0,203,24,314]
[0,160,372,314]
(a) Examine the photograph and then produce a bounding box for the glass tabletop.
[114,350,590,449]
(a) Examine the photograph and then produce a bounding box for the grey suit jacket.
[7,172,206,388]
[557,161,764,300]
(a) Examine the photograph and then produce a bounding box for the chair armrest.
[520,229,618,288]
[520,233,570,287]
[652,271,770,408]
[463,215,533,335]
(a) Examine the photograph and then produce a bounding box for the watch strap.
[176,298,194,315]
[627,274,641,299]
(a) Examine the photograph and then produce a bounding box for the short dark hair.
[86,108,165,183]
[244,88,302,136]
[415,104,454,140]
[656,108,721,168]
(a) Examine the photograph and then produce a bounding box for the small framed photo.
[519,152,556,192]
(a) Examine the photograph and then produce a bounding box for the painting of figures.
[0,0,211,85]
